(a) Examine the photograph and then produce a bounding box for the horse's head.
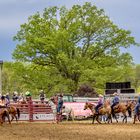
[126,101,135,112]
[84,102,94,110]
[84,102,89,110]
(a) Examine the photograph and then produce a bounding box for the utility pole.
[0,60,3,94]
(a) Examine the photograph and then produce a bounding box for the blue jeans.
[111,102,119,116]
[95,104,103,113]
[57,104,63,113]
[111,102,119,110]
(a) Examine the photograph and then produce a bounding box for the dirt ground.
[0,121,140,140]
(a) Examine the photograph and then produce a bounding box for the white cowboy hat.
[99,94,103,98]
[14,91,18,95]
[113,92,118,96]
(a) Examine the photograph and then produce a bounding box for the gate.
[10,99,55,122]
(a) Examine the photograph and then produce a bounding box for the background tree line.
[2,62,140,97]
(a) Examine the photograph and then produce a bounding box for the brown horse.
[84,101,112,124]
[7,106,20,122]
[112,101,133,123]
[0,108,11,125]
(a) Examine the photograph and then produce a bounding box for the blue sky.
[0,0,140,64]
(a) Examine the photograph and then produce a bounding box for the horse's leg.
[103,115,106,123]
[96,115,101,124]
[5,111,11,125]
[111,114,113,123]
[122,112,127,123]
[124,115,127,123]
[109,114,112,123]
[11,114,14,122]
[56,114,59,124]
[2,115,5,122]
[138,114,140,122]
[125,114,127,123]
[133,115,137,124]
[15,114,18,123]
[92,115,96,124]
[0,116,3,125]
[66,114,69,121]
[106,115,108,122]
[71,111,74,121]
[114,114,118,123]
[107,114,111,124]
[108,114,113,123]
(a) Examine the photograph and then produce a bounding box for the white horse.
[62,106,74,121]
[48,100,57,121]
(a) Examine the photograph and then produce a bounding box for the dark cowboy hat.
[1,95,5,100]
[59,94,63,97]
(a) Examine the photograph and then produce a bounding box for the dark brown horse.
[84,101,112,124]
[0,108,11,125]
[7,106,20,122]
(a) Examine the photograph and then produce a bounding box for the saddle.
[113,104,120,112]
[98,106,103,110]
[96,106,103,114]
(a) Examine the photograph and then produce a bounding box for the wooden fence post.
[28,97,33,122]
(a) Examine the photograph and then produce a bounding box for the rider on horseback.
[0,95,9,108]
[111,92,120,116]
[95,94,104,114]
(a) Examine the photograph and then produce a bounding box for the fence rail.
[10,100,54,122]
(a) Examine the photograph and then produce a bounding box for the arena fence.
[11,100,55,122]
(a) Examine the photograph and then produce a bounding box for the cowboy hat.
[113,92,118,96]
[99,94,103,98]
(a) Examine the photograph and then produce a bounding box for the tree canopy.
[13,2,138,93]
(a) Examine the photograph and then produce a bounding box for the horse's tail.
[16,108,20,119]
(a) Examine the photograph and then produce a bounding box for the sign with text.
[19,114,29,121]
[33,114,54,120]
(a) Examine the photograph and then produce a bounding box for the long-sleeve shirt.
[97,98,104,105]
[0,99,9,106]
[112,96,120,104]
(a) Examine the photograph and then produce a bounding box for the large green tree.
[13,2,137,92]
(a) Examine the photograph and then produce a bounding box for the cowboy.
[0,95,9,108]
[25,91,32,101]
[57,94,64,114]
[12,91,19,103]
[95,94,104,114]
[111,92,120,115]
[18,93,25,102]
[39,90,46,103]
[134,93,140,115]
[5,93,10,102]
